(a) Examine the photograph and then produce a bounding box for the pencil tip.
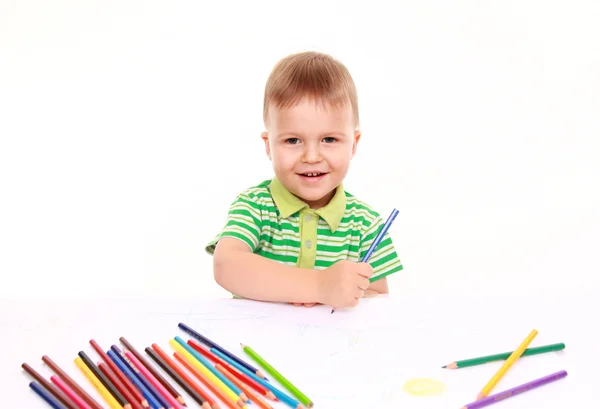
[442,365,446,368]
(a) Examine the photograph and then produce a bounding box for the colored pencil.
[150,344,216,409]
[215,364,273,409]
[331,208,398,312]
[120,337,186,407]
[174,336,248,402]
[78,350,131,409]
[98,362,146,409]
[242,343,312,408]
[74,356,123,409]
[90,339,149,408]
[172,350,245,409]
[112,345,171,409]
[477,329,538,399]
[210,348,301,409]
[178,322,267,380]
[125,350,184,409]
[51,375,94,409]
[30,380,69,409]
[42,355,104,409]
[462,370,567,408]
[107,349,164,409]
[145,347,212,409]
[187,339,276,401]
[364,208,399,265]
[22,363,79,409]
[443,342,566,369]
[169,339,245,408]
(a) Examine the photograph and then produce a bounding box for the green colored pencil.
[241,343,313,408]
[443,342,565,369]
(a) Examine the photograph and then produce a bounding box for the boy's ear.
[261,132,272,160]
[351,130,361,158]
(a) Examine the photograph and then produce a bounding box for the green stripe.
[219,231,256,250]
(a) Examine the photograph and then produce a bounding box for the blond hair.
[263,51,359,127]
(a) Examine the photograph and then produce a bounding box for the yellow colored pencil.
[168,339,243,406]
[74,356,123,409]
[477,329,539,399]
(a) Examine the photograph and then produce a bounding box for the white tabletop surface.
[1,292,597,409]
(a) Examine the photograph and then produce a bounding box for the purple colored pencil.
[461,370,568,409]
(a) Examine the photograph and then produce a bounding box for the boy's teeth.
[304,173,322,177]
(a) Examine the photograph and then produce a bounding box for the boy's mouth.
[298,172,327,177]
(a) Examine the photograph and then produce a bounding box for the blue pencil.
[211,348,301,409]
[173,336,247,401]
[331,208,399,313]
[107,349,164,409]
[29,381,68,409]
[362,208,399,262]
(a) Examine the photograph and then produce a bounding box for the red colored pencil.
[41,355,104,409]
[215,364,273,409]
[150,344,217,409]
[187,339,276,401]
[90,339,148,408]
[98,362,145,409]
[173,351,242,409]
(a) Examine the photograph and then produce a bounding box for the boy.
[205,51,403,310]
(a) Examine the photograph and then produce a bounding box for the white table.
[1,293,596,408]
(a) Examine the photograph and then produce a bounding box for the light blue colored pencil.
[173,336,246,399]
[211,348,301,409]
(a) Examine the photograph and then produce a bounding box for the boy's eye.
[323,137,336,143]
[285,138,300,144]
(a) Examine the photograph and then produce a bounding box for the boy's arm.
[212,237,323,303]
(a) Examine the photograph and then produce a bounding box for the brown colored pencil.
[99,362,145,409]
[151,343,218,409]
[90,339,149,408]
[78,350,131,409]
[41,355,104,409]
[120,337,186,407]
[145,347,211,409]
[174,351,243,409]
[21,363,79,409]
[215,364,273,409]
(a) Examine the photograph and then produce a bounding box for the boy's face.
[262,98,360,209]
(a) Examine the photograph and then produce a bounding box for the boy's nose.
[302,145,322,163]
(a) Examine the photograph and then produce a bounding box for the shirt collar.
[269,176,346,232]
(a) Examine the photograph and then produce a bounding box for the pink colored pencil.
[51,375,93,409]
[125,350,184,409]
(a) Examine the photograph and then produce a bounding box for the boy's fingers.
[303,303,317,308]
[358,277,370,291]
[356,263,373,278]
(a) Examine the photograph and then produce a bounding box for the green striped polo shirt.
[205,177,403,281]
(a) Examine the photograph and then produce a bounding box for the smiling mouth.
[298,172,327,177]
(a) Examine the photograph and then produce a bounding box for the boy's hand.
[318,260,373,309]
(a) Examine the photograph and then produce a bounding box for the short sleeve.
[205,192,263,255]
[359,215,403,281]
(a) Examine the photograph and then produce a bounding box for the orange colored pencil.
[151,344,217,409]
[173,351,244,409]
[98,362,145,409]
[215,364,273,409]
[187,340,275,401]
[90,339,148,408]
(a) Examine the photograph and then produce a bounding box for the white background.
[1,0,599,301]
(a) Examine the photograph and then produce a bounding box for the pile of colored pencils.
[22,322,313,409]
[442,329,568,408]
